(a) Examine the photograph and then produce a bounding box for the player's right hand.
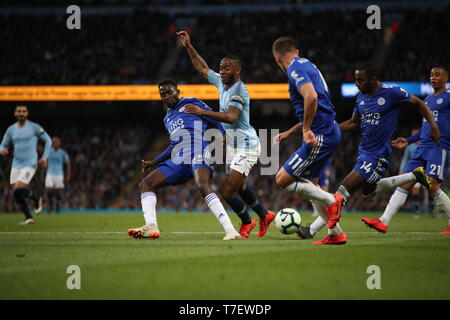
[303,129,318,147]
[272,131,290,145]
[142,159,157,173]
[0,147,9,155]
[38,158,48,169]
[176,30,191,47]
[391,137,408,149]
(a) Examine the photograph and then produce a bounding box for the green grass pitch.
[0,212,449,300]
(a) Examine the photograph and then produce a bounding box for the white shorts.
[226,144,261,177]
[10,167,36,185]
[45,174,65,189]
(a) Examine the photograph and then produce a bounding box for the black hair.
[223,54,242,68]
[158,79,178,88]
[431,65,448,74]
[356,62,380,80]
[15,104,28,110]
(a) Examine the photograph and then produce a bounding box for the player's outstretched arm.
[339,113,360,132]
[142,144,174,173]
[177,30,210,79]
[273,122,302,145]
[185,104,240,124]
[409,95,440,145]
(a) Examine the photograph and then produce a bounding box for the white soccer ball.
[275,208,302,234]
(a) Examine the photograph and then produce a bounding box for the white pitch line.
[0,231,441,235]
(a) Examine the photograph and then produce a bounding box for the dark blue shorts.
[354,152,390,184]
[404,145,449,181]
[283,122,341,180]
[156,154,213,186]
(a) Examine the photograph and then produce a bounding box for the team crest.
[179,106,186,112]
[377,97,385,105]
[437,98,443,104]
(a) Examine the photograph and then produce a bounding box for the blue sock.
[226,196,252,224]
[238,186,267,219]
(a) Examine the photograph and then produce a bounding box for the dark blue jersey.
[287,57,336,135]
[354,85,411,156]
[163,97,225,163]
[421,90,450,149]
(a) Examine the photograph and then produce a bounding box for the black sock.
[238,186,267,219]
[56,192,61,213]
[226,196,252,224]
[412,194,421,214]
[48,191,55,212]
[13,189,32,219]
[22,188,39,203]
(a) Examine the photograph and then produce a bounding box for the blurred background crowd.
[1,0,449,215]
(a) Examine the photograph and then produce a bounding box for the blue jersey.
[287,57,336,135]
[163,97,225,164]
[421,90,450,149]
[354,85,411,156]
[0,120,51,169]
[47,148,69,175]
[207,70,259,150]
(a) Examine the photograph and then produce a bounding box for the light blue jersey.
[0,120,51,169]
[207,70,259,150]
[399,143,418,173]
[47,148,69,175]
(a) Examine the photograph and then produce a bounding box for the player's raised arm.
[177,30,210,79]
[299,83,319,146]
[339,112,360,132]
[408,94,440,145]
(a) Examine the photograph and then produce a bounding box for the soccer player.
[177,30,275,239]
[271,36,344,243]
[0,105,52,224]
[45,137,71,214]
[362,66,450,234]
[127,80,241,240]
[296,63,440,244]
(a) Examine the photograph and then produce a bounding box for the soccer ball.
[275,208,302,234]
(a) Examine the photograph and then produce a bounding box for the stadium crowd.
[1,5,449,85]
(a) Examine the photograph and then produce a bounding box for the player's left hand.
[185,104,205,116]
[142,159,157,173]
[303,129,318,147]
[38,158,48,169]
[0,147,9,156]
[391,137,408,149]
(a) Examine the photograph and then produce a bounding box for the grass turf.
[0,212,449,300]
